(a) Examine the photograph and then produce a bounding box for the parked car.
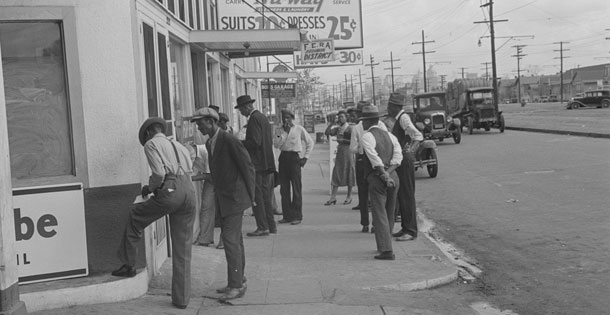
[540,96,548,103]
[548,95,559,102]
[566,90,610,109]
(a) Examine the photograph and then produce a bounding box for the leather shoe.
[172,302,187,309]
[392,230,406,237]
[290,220,302,225]
[246,230,269,237]
[396,234,417,241]
[374,251,395,260]
[370,226,375,233]
[269,229,277,234]
[111,264,136,277]
[216,277,247,293]
[361,226,369,233]
[219,287,246,301]
[278,219,292,224]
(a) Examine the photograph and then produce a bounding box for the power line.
[412,30,436,92]
[383,52,401,92]
[553,41,570,103]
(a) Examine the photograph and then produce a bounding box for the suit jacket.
[208,130,256,217]
[243,110,276,173]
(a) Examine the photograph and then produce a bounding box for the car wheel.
[499,115,505,133]
[468,117,474,135]
[484,123,491,131]
[602,100,610,108]
[571,102,579,110]
[453,127,461,144]
[426,149,438,178]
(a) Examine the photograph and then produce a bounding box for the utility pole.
[459,67,468,79]
[512,45,526,103]
[475,1,508,109]
[350,75,355,102]
[332,84,336,110]
[481,62,491,80]
[412,30,435,92]
[358,69,364,101]
[365,55,379,104]
[383,51,401,92]
[439,75,447,89]
[554,41,570,103]
[344,74,350,102]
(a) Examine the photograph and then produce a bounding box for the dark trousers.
[396,152,418,237]
[220,212,246,288]
[355,155,370,227]
[117,174,195,307]
[253,171,276,232]
[279,151,303,221]
[368,171,399,252]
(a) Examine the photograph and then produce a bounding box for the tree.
[295,68,322,112]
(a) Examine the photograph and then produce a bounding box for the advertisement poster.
[294,49,363,68]
[13,183,88,284]
[217,0,363,49]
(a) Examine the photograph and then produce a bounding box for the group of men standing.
[110,94,313,308]
[349,93,423,260]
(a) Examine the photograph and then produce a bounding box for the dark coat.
[208,130,256,217]
[243,110,276,173]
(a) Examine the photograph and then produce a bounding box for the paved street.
[416,128,610,314]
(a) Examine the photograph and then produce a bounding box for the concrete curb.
[21,268,149,312]
[505,126,610,139]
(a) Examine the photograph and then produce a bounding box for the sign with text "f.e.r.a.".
[13,183,88,284]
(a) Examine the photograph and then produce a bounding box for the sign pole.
[0,45,27,315]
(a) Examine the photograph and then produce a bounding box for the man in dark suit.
[235,95,277,236]
[191,107,256,301]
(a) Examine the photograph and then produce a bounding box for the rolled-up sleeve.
[388,133,403,166]
[301,126,314,159]
[400,114,423,141]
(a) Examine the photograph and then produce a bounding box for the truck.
[446,78,505,134]
[412,91,461,144]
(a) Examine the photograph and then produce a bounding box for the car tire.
[453,127,461,144]
[571,102,579,110]
[468,117,474,135]
[499,115,505,133]
[602,100,610,108]
[426,149,438,178]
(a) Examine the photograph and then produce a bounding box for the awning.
[190,29,303,58]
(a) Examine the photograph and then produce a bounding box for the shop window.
[188,0,194,28]
[178,0,186,22]
[195,0,201,30]
[1,22,74,180]
[143,23,158,117]
[168,0,175,14]
[157,33,171,120]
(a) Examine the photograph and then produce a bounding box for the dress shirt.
[144,133,193,191]
[396,110,423,141]
[192,144,210,174]
[349,121,388,155]
[273,124,314,159]
[361,126,403,168]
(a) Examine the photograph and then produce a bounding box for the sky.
[307,0,610,87]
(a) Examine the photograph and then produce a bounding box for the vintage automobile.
[548,95,559,102]
[446,79,504,134]
[406,136,438,178]
[412,91,461,144]
[566,90,610,109]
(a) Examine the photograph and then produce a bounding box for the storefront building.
[0,0,300,312]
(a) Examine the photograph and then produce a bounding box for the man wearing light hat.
[349,100,388,233]
[273,109,314,225]
[359,105,402,260]
[191,107,255,301]
[112,117,196,309]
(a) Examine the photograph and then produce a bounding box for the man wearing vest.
[387,93,423,241]
[112,117,196,309]
[350,101,388,233]
[359,105,402,260]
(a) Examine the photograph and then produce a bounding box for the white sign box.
[217,0,363,49]
[13,183,88,284]
[301,39,334,63]
[295,48,363,68]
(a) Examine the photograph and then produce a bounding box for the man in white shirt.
[349,101,388,233]
[273,109,314,225]
[359,105,402,260]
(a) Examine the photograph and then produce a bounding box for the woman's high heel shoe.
[343,198,352,205]
[324,199,337,206]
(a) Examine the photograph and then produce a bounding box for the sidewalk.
[31,143,458,315]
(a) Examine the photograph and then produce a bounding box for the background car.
[566,90,610,109]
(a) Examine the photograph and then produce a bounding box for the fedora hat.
[359,105,383,120]
[281,109,295,119]
[218,112,230,122]
[388,93,406,107]
[234,95,256,109]
[356,100,370,111]
[138,117,166,146]
[190,107,219,122]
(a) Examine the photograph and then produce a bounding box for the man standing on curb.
[273,109,314,225]
[350,101,388,233]
[191,107,255,301]
[386,93,422,241]
[359,105,402,260]
[235,95,277,236]
[112,117,196,309]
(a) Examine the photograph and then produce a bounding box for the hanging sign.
[294,49,362,68]
[262,82,296,98]
[301,39,335,64]
[217,0,363,49]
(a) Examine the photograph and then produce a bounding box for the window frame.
[0,6,88,188]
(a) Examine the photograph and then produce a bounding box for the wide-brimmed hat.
[218,112,230,122]
[209,105,220,113]
[388,93,406,107]
[234,95,256,109]
[356,100,370,111]
[280,109,295,119]
[190,107,219,122]
[359,105,383,120]
[138,117,166,146]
